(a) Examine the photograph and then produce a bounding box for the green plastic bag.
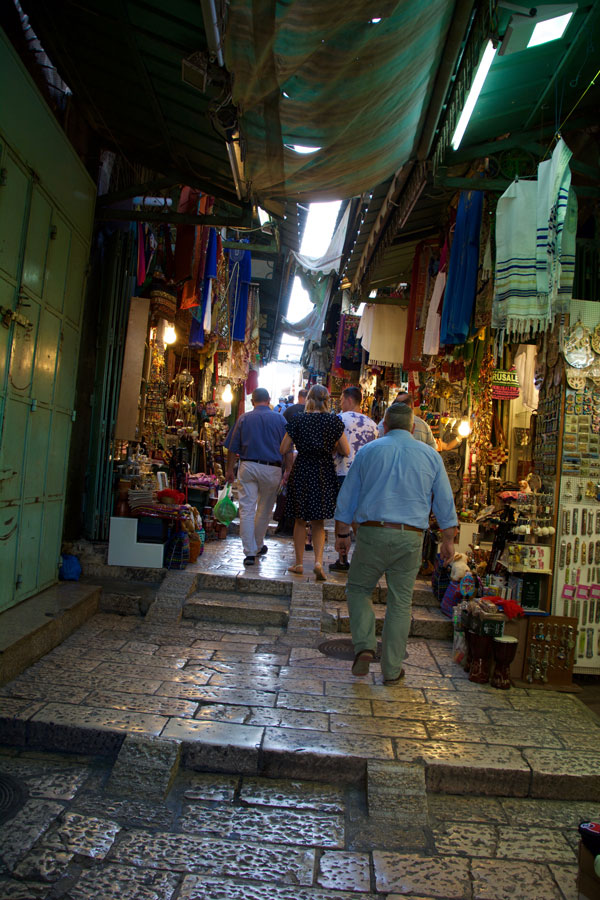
[213,483,238,526]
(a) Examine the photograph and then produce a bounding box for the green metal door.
[0,34,95,612]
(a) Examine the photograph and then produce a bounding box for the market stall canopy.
[224,0,457,204]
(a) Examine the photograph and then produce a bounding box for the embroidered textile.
[358,304,408,366]
[334,314,362,367]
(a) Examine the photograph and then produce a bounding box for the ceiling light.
[458,416,472,438]
[222,383,233,403]
[370,17,382,23]
[499,3,576,54]
[285,144,322,155]
[282,90,291,98]
[369,290,377,298]
[527,11,573,46]
[451,39,497,150]
[258,207,270,226]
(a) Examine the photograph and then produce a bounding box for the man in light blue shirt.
[334,403,457,684]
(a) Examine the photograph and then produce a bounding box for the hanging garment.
[356,304,375,352]
[440,190,483,345]
[492,179,549,338]
[536,138,572,302]
[514,343,539,411]
[228,246,252,342]
[474,194,494,330]
[334,314,361,368]
[423,271,446,356]
[404,240,438,370]
[364,304,408,366]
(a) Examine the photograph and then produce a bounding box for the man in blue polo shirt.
[225,388,290,566]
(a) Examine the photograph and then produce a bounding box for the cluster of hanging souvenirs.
[299,138,598,677]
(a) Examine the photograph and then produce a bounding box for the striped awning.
[224,0,456,204]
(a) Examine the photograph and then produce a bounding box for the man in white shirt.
[330,385,379,572]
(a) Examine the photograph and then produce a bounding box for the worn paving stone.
[367,761,428,826]
[373,852,471,897]
[471,859,562,899]
[0,876,53,897]
[240,777,345,813]
[431,823,498,857]
[83,690,199,718]
[0,799,64,870]
[276,692,373,716]
[178,875,378,900]
[183,773,239,802]
[499,797,599,830]
[111,830,315,883]
[82,650,190,669]
[105,734,181,801]
[67,864,180,900]
[393,740,530,797]
[161,717,263,747]
[0,757,90,801]
[556,729,600,751]
[12,844,73,883]
[495,826,576,863]
[325,683,425,702]
[488,708,598,730]
[372,699,491,724]
[548,863,578,900]
[523,748,600,800]
[423,689,514,709]
[71,795,173,830]
[156,684,276,707]
[207,673,326,695]
[42,811,120,858]
[427,794,509,825]
[425,723,563,748]
[317,850,371,892]
[29,702,168,737]
[0,681,91,703]
[263,727,395,766]
[93,662,213,684]
[0,698,46,719]
[244,707,329,731]
[181,803,345,847]
[331,714,427,740]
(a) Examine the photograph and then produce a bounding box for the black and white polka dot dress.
[285,412,345,520]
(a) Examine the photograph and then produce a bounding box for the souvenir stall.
[106,194,261,568]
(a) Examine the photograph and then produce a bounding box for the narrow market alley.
[2,532,600,898]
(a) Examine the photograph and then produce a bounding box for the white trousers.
[237,461,281,556]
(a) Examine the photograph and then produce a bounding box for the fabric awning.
[224,0,455,204]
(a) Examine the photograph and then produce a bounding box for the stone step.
[322,601,452,640]
[183,590,290,627]
[323,579,440,608]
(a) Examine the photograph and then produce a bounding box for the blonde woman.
[280,384,350,581]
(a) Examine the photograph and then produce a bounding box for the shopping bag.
[213,484,238,526]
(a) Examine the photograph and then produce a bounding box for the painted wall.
[0,30,95,612]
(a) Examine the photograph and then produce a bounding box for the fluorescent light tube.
[527,12,574,47]
[451,40,497,151]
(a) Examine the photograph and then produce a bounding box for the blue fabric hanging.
[228,245,252,341]
[440,191,483,345]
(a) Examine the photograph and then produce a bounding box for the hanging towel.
[492,179,551,338]
[364,304,408,366]
[536,138,572,301]
[423,271,446,356]
[357,304,375,352]
[514,344,539,411]
[440,191,483,345]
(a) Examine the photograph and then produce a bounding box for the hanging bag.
[485,409,509,466]
[213,483,238,526]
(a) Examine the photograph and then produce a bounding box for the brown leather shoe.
[352,650,375,676]
[383,669,405,685]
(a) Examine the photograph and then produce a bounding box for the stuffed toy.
[440,553,479,618]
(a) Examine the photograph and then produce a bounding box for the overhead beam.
[97,169,243,210]
[435,175,600,196]
[222,240,278,253]
[95,207,254,226]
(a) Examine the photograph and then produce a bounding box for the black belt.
[242,458,281,468]
[361,520,423,533]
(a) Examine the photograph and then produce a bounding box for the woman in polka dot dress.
[280,384,349,581]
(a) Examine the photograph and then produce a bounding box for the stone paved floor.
[0,746,591,899]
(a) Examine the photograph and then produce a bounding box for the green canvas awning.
[225,0,456,204]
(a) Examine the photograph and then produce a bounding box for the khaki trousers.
[237,461,281,556]
[346,525,422,680]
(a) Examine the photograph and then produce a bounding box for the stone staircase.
[183,573,292,628]
[322,577,453,640]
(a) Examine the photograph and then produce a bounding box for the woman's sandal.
[288,565,304,575]
[351,649,375,676]
[313,564,327,582]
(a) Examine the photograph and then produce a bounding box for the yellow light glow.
[163,324,177,344]
[458,417,472,438]
[222,383,233,403]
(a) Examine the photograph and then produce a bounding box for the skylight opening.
[285,144,322,155]
[527,12,574,47]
